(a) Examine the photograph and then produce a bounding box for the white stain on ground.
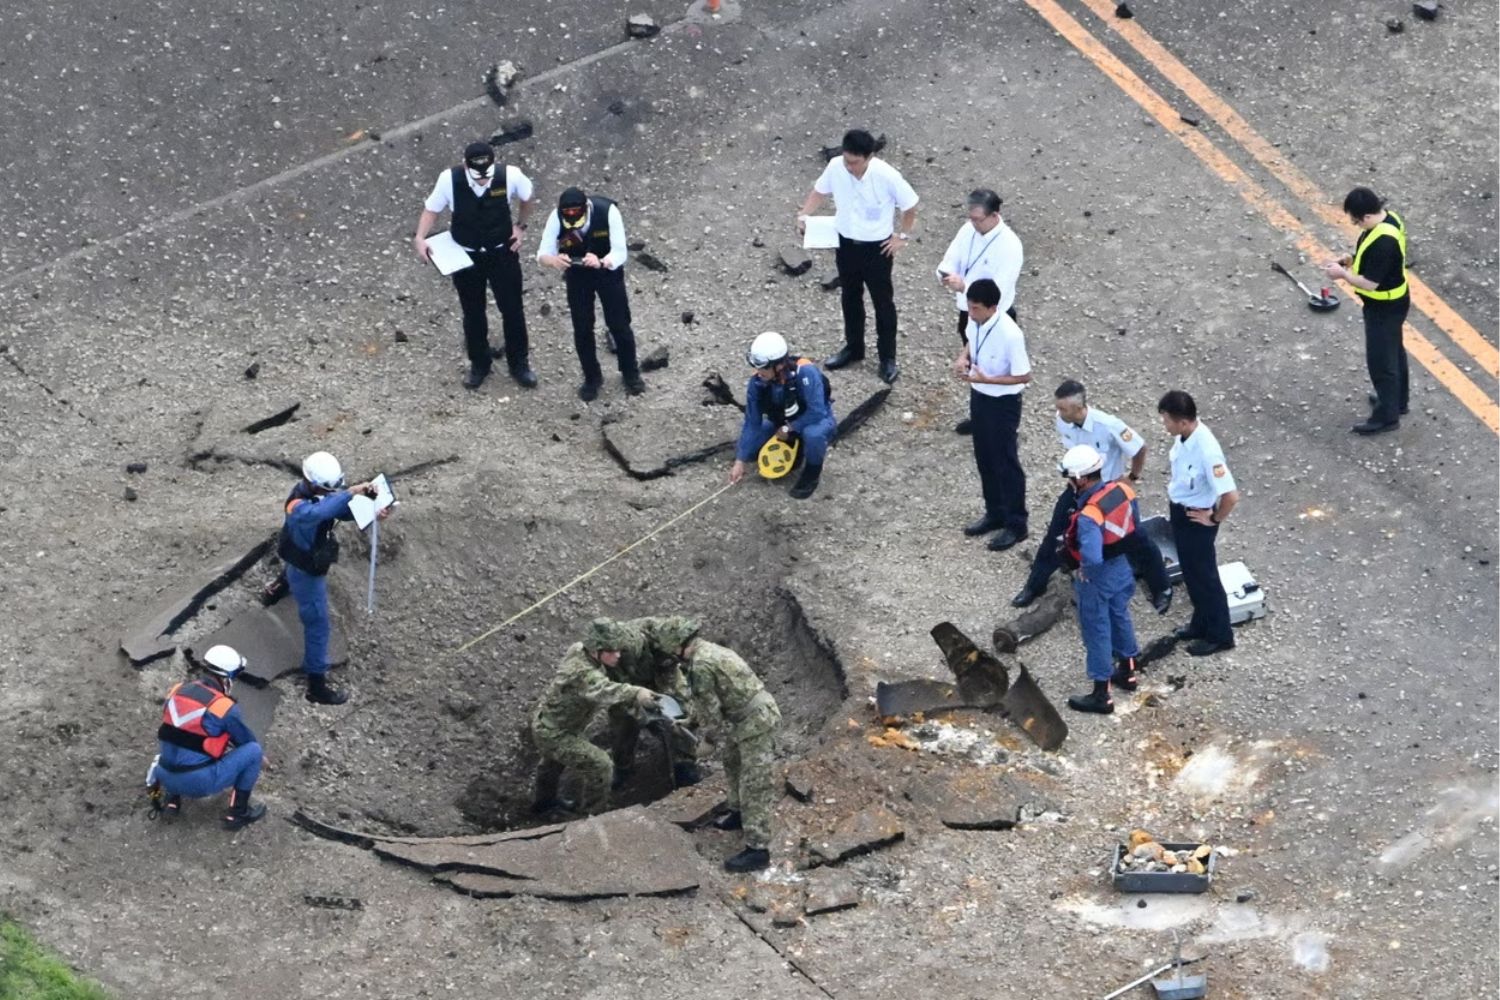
[1291,931,1332,973]
[1378,781,1499,868]
[1173,740,1279,803]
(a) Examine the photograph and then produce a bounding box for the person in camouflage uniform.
[530,618,660,815]
[654,618,781,873]
[597,615,703,788]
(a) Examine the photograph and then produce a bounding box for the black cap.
[558,187,587,211]
[463,141,495,167]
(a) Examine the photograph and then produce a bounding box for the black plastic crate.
[1111,841,1216,894]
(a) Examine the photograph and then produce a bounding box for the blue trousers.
[743,416,835,466]
[285,564,331,675]
[158,743,263,798]
[1075,557,1139,681]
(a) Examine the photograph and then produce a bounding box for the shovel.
[1271,261,1339,311]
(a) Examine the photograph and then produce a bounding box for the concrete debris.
[242,402,301,435]
[374,807,702,900]
[701,372,745,410]
[303,894,362,910]
[291,809,569,850]
[777,247,813,276]
[680,311,695,324]
[803,871,859,915]
[1114,2,1133,18]
[992,586,1071,653]
[188,596,347,683]
[229,679,282,739]
[783,762,815,802]
[905,772,1021,831]
[1412,1,1439,20]
[243,361,261,380]
[120,535,276,666]
[490,60,521,89]
[125,462,148,474]
[644,778,728,828]
[489,119,534,147]
[1179,114,1201,127]
[769,900,803,927]
[600,407,739,480]
[640,346,670,372]
[393,330,409,343]
[808,805,905,867]
[635,251,670,273]
[123,487,139,502]
[833,387,891,439]
[1385,16,1405,32]
[627,13,661,38]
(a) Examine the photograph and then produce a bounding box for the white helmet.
[202,644,247,679]
[302,451,345,490]
[746,331,789,368]
[1060,444,1104,479]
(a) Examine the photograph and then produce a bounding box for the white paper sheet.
[349,473,395,529]
[801,215,840,250]
[425,231,474,275]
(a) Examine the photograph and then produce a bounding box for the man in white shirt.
[536,187,645,402]
[413,141,536,390]
[795,129,919,384]
[1011,380,1173,613]
[1158,390,1239,657]
[936,190,1023,434]
[953,279,1031,551]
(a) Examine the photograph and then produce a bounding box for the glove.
[634,688,659,711]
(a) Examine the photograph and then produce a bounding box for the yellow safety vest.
[1350,210,1408,301]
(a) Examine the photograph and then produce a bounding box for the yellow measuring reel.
[757,437,800,479]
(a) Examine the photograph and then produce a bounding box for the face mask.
[466,163,494,182]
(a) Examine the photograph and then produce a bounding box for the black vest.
[757,360,832,426]
[558,196,617,261]
[277,481,340,576]
[448,165,514,250]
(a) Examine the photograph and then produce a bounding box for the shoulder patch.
[1212,464,1227,478]
[1120,429,1134,442]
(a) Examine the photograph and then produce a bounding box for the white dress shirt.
[1168,423,1237,508]
[535,202,628,270]
[813,156,919,242]
[937,218,1023,313]
[965,311,1030,398]
[424,165,533,215]
[1056,407,1144,483]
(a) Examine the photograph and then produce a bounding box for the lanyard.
[971,315,1002,367]
[960,224,1003,278]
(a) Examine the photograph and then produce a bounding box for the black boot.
[462,364,490,390]
[789,462,823,500]
[306,674,349,706]
[222,789,267,830]
[622,373,646,396]
[1010,581,1045,608]
[673,761,703,787]
[724,846,771,873]
[1151,587,1174,615]
[162,794,183,822]
[824,345,864,369]
[1110,657,1139,692]
[954,418,974,435]
[878,359,900,384]
[713,809,744,831]
[578,380,602,402]
[259,574,289,607]
[1067,681,1115,715]
[510,365,538,388]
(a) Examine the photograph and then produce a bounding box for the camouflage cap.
[583,617,630,654]
[654,615,702,653]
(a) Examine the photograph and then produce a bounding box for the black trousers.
[1025,485,1172,597]
[1363,297,1410,423]
[970,391,1027,533]
[565,268,640,384]
[451,248,529,372]
[1169,502,1231,644]
[836,237,897,361]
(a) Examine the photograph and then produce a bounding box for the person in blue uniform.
[279,451,380,705]
[152,644,267,829]
[729,332,836,500]
[1159,390,1239,656]
[1056,446,1142,715]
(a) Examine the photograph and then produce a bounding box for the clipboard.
[424,231,474,275]
[801,216,839,250]
[349,474,395,529]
